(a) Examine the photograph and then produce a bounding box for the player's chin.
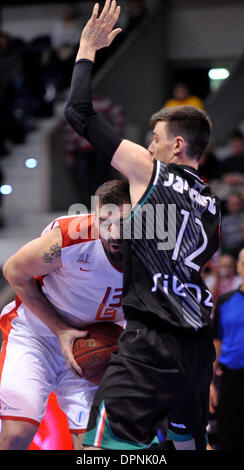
[109,242,123,255]
[109,252,123,264]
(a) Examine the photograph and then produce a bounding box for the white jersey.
[1,214,124,337]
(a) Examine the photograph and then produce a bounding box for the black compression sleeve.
[64,59,123,163]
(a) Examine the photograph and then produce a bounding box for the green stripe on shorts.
[167,429,193,442]
[83,401,159,450]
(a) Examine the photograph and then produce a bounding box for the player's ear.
[173,136,185,156]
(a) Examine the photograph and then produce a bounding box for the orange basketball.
[72,322,123,384]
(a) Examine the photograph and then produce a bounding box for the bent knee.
[0,420,38,450]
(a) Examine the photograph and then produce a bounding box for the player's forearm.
[65,0,123,163]
[64,59,122,163]
[5,272,69,336]
[76,40,96,63]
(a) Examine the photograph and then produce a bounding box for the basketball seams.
[73,344,119,361]
[72,322,123,384]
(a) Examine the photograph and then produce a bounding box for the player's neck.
[168,154,198,169]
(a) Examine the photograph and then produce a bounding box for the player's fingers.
[72,362,82,377]
[108,28,122,44]
[78,329,88,338]
[99,0,111,22]
[91,2,99,21]
[108,0,117,18]
[66,351,83,376]
[109,5,121,27]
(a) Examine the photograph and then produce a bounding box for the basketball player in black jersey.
[65,0,221,450]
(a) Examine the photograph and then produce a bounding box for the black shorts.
[83,318,215,450]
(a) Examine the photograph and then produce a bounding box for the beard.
[102,239,123,265]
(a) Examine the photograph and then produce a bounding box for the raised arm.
[64,0,153,205]
[3,227,87,375]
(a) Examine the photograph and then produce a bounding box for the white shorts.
[0,306,98,432]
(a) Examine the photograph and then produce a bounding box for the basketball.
[72,322,123,384]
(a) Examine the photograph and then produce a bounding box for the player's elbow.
[3,259,12,283]
[64,103,86,137]
[64,102,73,122]
[3,258,25,287]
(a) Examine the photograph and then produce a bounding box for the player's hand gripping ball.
[72,322,123,384]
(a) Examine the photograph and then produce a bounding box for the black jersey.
[122,159,221,331]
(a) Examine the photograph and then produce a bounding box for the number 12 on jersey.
[172,209,208,271]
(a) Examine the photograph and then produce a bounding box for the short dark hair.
[150,105,212,161]
[95,179,130,206]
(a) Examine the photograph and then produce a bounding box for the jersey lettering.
[164,172,216,214]
[151,273,213,306]
[95,287,123,320]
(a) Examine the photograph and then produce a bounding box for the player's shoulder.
[42,213,99,248]
[156,161,204,188]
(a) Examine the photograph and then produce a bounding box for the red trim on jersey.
[50,219,57,230]
[0,302,20,406]
[34,274,46,289]
[110,264,123,274]
[56,214,99,248]
[0,416,40,426]
[0,300,20,344]
[69,428,86,434]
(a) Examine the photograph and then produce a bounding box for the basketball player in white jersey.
[0,179,130,450]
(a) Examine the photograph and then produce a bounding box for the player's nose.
[112,226,121,239]
[148,141,154,156]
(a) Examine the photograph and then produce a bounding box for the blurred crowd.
[0,0,147,222]
[0,0,147,154]
[199,129,244,289]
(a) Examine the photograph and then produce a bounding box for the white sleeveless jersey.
[2,214,125,337]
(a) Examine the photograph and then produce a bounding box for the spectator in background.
[198,147,221,184]
[219,131,244,186]
[201,261,218,297]
[163,82,205,110]
[211,131,244,202]
[221,192,244,259]
[0,32,23,89]
[0,32,27,150]
[212,254,241,305]
[50,5,81,90]
[51,5,81,50]
[210,248,244,450]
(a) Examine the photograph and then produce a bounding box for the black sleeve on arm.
[64,59,123,163]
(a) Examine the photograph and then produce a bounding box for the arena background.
[0,0,244,450]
